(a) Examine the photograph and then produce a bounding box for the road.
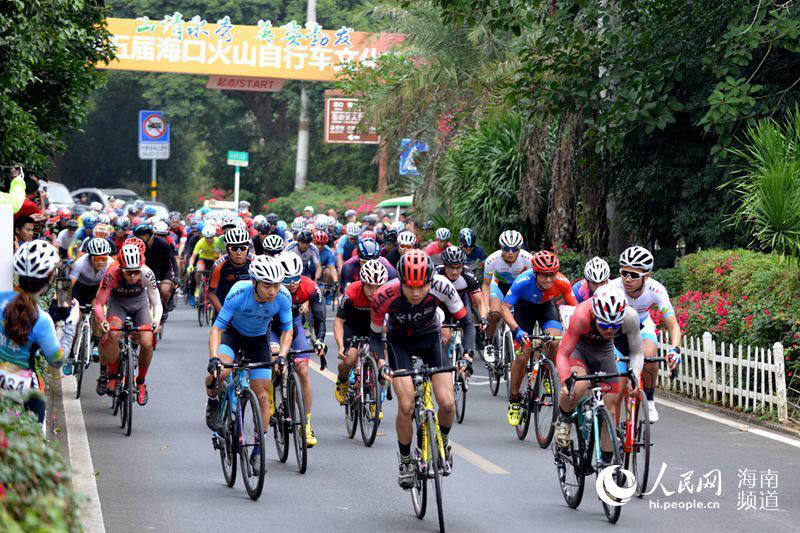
[74,305,800,532]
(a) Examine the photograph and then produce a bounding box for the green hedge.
[263,182,385,223]
[0,395,82,531]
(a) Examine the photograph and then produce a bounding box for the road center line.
[308,360,511,475]
[62,377,106,533]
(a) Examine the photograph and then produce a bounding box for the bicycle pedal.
[212,434,223,450]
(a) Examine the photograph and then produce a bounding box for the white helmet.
[592,285,628,326]
[253,214,267,226]
[391,221,405,232]
[584,256,610,283]
[360,259,389,285]
[435,227,451,241]
[345,222,360,237]
[201,225,217,238]
[263,234,285,253]
[619,246,654,273]
[97,213,111,225]
[90,201,103,212]
[499,230,523,249]
[249,255,284,283]
[224,227,250,246]
[397,231,416,246]
[13,240,59,278]
[153,220,169,235]
[277,251,303,278]
[326,215,336,227]
[119,243,144,270]
[303,205,314,213]
[291,217,306,231]
[87,237,111,256]
[314,216,328,230]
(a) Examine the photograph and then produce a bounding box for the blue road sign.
[399,139,428,176]
[139,110,170,160]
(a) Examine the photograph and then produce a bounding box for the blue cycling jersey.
[213,280,293,337]
[465,245,487,263]
[571,279,593,303]
[336,236,357,260]
[503,269,574,306]
[0,291,62,369]
[309,246,335,276]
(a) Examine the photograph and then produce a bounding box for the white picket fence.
[654,331,789,422]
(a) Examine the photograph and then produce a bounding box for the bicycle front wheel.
[502,329,514,398]
[359,356,381,446]
[75,322,91,399]
[516,371,532,440]
[239,388,266,501]
[554,414,585,509]
[596,405,625,524]
[533,359,559,448]
[411,411,427,519]
[272,380,289,463]
[121,354,133,436]
[288,372,308,474]
[220,399,237,487]
[426,411,445,533]
[627,392,651,497]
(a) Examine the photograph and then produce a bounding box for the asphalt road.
[76,305,800,532]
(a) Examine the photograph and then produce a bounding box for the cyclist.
[134,222,178,318]
[251,218,271,255]
[553,286,643,464]
[333,260,389,405]
[340,238,397,293]
[1,242,72,423]
[609,246,682,423]
[208,227,253,313]
[503,250,577,426]
[380,226,398,258]
[311,230,338,303]
[572,256,610,303]
[387,230,416,269]
[436,246,483,375]
[336,222,361,270]
[262,234,285,257]
[424,227,451,264]
[272,251,327,447]
[482,230,533,362]
[55,218,78,259]
[370,250,475,488]
[286,229,322,281]
[112,216,131,252]
[188,224,220,307]
[94,240,162,405]
[458,228,486,272]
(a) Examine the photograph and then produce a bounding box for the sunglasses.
[620,269,645,280]
[502,246,520,253]
[122,269,142,275]
[282,275,301,285]
[228,245,248,253]
[596,321,622,331]
[536,272,556,279]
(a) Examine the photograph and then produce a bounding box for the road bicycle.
[485,321,514,397]
[197,270,214,327]
[554,370,633,524]
[342,336,383,447]
[210,357,280,501]
[72,304,95,399]
[108,319,151,437]
[393,359,459,533]
[442,323,468,424]
[514,334,561,448]
[271,349,315,474]
[318,281,338,313]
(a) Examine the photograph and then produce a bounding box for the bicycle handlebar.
[219,360,281,370]
[564,370,634,397]
[617,356,668,364]
[108,324,152,332]
[392,365,457,378]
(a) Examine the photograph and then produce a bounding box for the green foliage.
[0,397,82,532]
[264,182,384,221]
[0,0,115,171]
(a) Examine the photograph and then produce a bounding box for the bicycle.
[513,334,561,447]
[271,349,315,474]
[393,359,458,533]
[554,370,632,524]
[485,322,514,397]
[72,304,95,399]
[318,281,338,313]
[342,336,383,447]
[197,270,214,327]
[442,323,468,424]
[617,355,668,497]
[108,319,151,437]
[210,357,281,501]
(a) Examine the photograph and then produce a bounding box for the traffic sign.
[227,151,249,167]
[399,139,428,175]
[324,93,379,144]
[138,110,170,160]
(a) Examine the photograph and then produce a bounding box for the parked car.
[71,187,140,208]
[43,181,75,211]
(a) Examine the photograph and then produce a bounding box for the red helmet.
[123,237,147,258]
[532,250,560,273]
[313,230,329,246]
[360,230,377,241]
[118,243,143,270]
[398,249,434,287]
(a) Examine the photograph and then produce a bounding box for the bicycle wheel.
[121,354,133,436]
[628,392,651,497]
[345,373,358,439]
[516,371,532,440]
[205,296,214,326]
[596,405,625,524]
[197,291,205,327]
[359,356,381,446]
[487,359,500,396]
[272,380,289,463]
[411,412,427,519]
[288,373,308,474]
[533,359,559,448]
[452,343,466,424]
[75,322,91,399]
[219,399,238,487]
[502,329,514,398]
[555,415,585,509]
[426,411,445,533]
[239,388,266,501]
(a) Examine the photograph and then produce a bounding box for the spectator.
[0,165,26,213]
[327,208,337,221]
[14,215,35,249]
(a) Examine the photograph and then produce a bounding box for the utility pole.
[294,0,317,191]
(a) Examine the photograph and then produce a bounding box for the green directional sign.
[227,150,249,167]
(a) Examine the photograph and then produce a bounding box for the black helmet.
[441,245,467,265]
[297,229,313,243]
[266,213,279,224]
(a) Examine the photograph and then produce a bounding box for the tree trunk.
[546,114,578,248]
[577,157,608,256]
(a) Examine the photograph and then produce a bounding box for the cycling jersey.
[144,236,177,281]
[94,263,162,326]
[0,291,63,369]
[385,247,401,269]
[269,276,325,356]
[214,280,292,337]
[608,277,675,320]
[464,245,487,264]
[340,255,398,292]
[210,254,252,303]
[484,249,534,296]
[423,241,449,263]
[504,269,577,307]
[336,281,372,340]
[434,265,481,299]
[69,253,110,286]
[56,228,76,252]
[336,235,358,261]
[286,242,321,276]
[193,238,219,261]
[571,279,592,303]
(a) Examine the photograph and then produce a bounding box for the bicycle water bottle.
[348,368,356,385]
[580,404,593,441]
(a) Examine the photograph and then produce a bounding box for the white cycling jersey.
[69,253,111,286]
[483,249,533,286]
[608,276,675,321]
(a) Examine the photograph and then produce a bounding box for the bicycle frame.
[416,378,446,468]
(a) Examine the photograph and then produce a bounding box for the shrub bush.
[262,182,385,222]
[0,396,82,531]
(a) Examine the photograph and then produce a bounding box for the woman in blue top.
[1,240,71,423]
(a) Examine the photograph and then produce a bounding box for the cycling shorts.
[567,340,621,394]
[72,281,99,307]
[268,315,311,361]
[343,321,370,350]
[106,296,151,328]
[514,301,562,333]
[219,326,272,380]
[387,330,444,371]
[198,258,215,271]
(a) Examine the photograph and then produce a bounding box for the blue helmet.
[276,220,287,231]
[82,213,97,230]
[459,228,476,248]
[144,206,157,216]
[356,238,381,260]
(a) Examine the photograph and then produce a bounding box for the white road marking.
[62,377,106,533]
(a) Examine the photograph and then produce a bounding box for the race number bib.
[0,367,34,393]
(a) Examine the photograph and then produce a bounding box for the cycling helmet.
[383,228,398,243]
[13,240,59,278]
[133,222,153,235]
[532,250,560,273]
[313,230,329,246]
[592,285,628,326]
[334,223,343,237]
[127,206,138,215]
[153,220,169,235]
[252,214,266,226]
[114,216,130,230]
[584,256,610,283]
[392,221,405,232]
[344,209,356,218]
[296,229,313,243]
[619,246,654,273]
[82,213,97,230]
[144,206,157,217]
[66,219,79,229]
[357,238,381,260]
[87,237,111,256]
[57,207,72,219]
[291,218,305,232]
[134,199,145,211]
[169,211,181,221]
[326,215,336,227]
[98,213,112,225]
[313,216,327,231]
[397,231,416,246]
[459,228,476,247]
[263,234,285,254]
[254,220,269,233]
[123,237,147,258]
[93,224,113,240]
[249,255,284,283]
[360,259,389,285]
[276,220,287,231]
[398,249,434,287]
[360,230,377,241]
[441,245,467,266]
[224,227,250,246]
[266,213,279,225]
[277,251,303,278]
[221,215,238,230]
[118,243,144,270]
[90,201,103,212]
[435,228,451,241]
[303,205,314,214]
[499,230,523,249]
[201,225,217,238]
[345,222,360,237]
[365,214,378,225]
